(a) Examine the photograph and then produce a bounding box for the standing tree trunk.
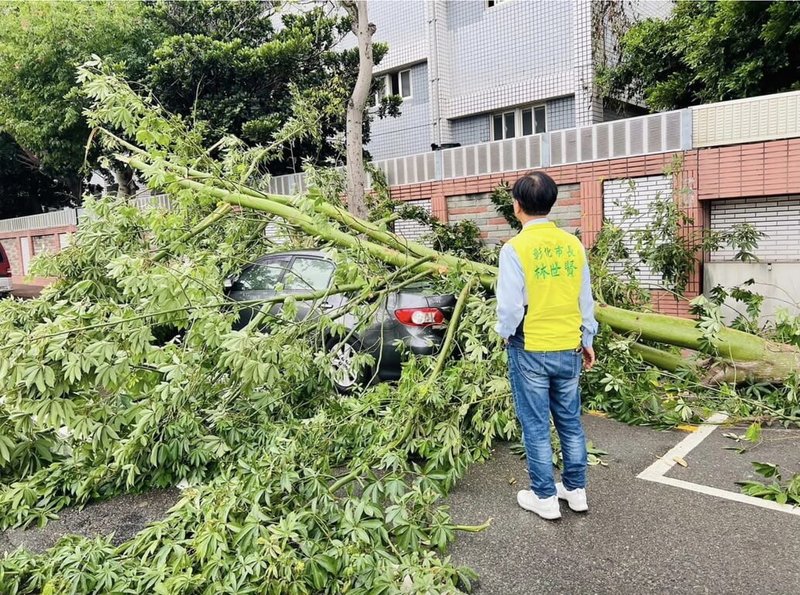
[341,0,375,219]
[112,165,134,199]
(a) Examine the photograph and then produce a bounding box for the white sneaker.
[555,482,588,512]
[517,490,561,520]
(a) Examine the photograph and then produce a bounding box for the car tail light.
[394,307,445,327]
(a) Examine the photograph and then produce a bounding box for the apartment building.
[365,0,673,161]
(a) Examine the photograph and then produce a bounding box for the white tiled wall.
[710,197,800,262]
[360,0,672,164]
[450,115,491,146]
[367,62,432,161]
[547,96,576,131]
[446,0,576,119]
[369,0,428,72]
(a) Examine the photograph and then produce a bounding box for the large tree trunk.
[599,305,800,384]
[341,0,375,220]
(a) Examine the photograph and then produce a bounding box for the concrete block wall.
[0,225,76,282]
[446,183,581,244]
[709,196,800,262]
[33,234,58,256]
[394,198,432,243]
[603,175,673,287]
[0,238,20,275]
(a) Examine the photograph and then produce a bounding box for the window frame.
[231,255,292,292]
[490,104,548,141]
[374,68,412,106]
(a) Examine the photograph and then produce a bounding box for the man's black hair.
[511,171,558,216]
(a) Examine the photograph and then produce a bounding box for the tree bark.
[112,165,135,199]
[342,0,375,220]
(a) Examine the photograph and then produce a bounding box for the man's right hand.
[581,346,596,370]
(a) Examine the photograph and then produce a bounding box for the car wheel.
[328,338,372,393]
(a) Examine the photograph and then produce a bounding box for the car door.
[280,256,339,321]
[228,255,291,329]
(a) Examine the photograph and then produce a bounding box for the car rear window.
[232,258,290,291]
[283,258,335,292]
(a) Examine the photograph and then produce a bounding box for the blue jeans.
[507,344,587,498]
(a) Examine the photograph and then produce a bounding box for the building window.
[486,0,508,7]
[492,105,546,140]
[375,68,412,105]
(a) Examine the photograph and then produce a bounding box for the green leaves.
[739,461,800,506]
[601,0,800,110]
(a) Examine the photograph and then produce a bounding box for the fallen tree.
[113,149,800,387]
[0,63,798,594]
[87,94,800,386]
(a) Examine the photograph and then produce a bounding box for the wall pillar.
[580,180,603,248]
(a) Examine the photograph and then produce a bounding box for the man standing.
[496,171,598,520]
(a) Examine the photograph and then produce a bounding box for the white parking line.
[637,412,800,517]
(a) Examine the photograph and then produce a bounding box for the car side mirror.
[223,277,234,289]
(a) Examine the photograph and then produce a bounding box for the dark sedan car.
[224,250,456,391]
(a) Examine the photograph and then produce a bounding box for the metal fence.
[0,208,78,233]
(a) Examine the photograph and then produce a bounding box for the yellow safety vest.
[508,222,585,351]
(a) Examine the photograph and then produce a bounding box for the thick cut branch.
[601,305,800,383]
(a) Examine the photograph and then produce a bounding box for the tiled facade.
[367,63,432,161]
[546,96,577,131]
[449,115,491,147]
[365,0,673,161]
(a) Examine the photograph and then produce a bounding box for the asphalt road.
[446,415,800,595]
[7,283,44,300]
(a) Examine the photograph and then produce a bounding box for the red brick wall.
[696,138,800,201]
[389,152,700,315]
[0,226,76,284]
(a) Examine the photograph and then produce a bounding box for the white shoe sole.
[556,492,588,512]
[517,493,562,520]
